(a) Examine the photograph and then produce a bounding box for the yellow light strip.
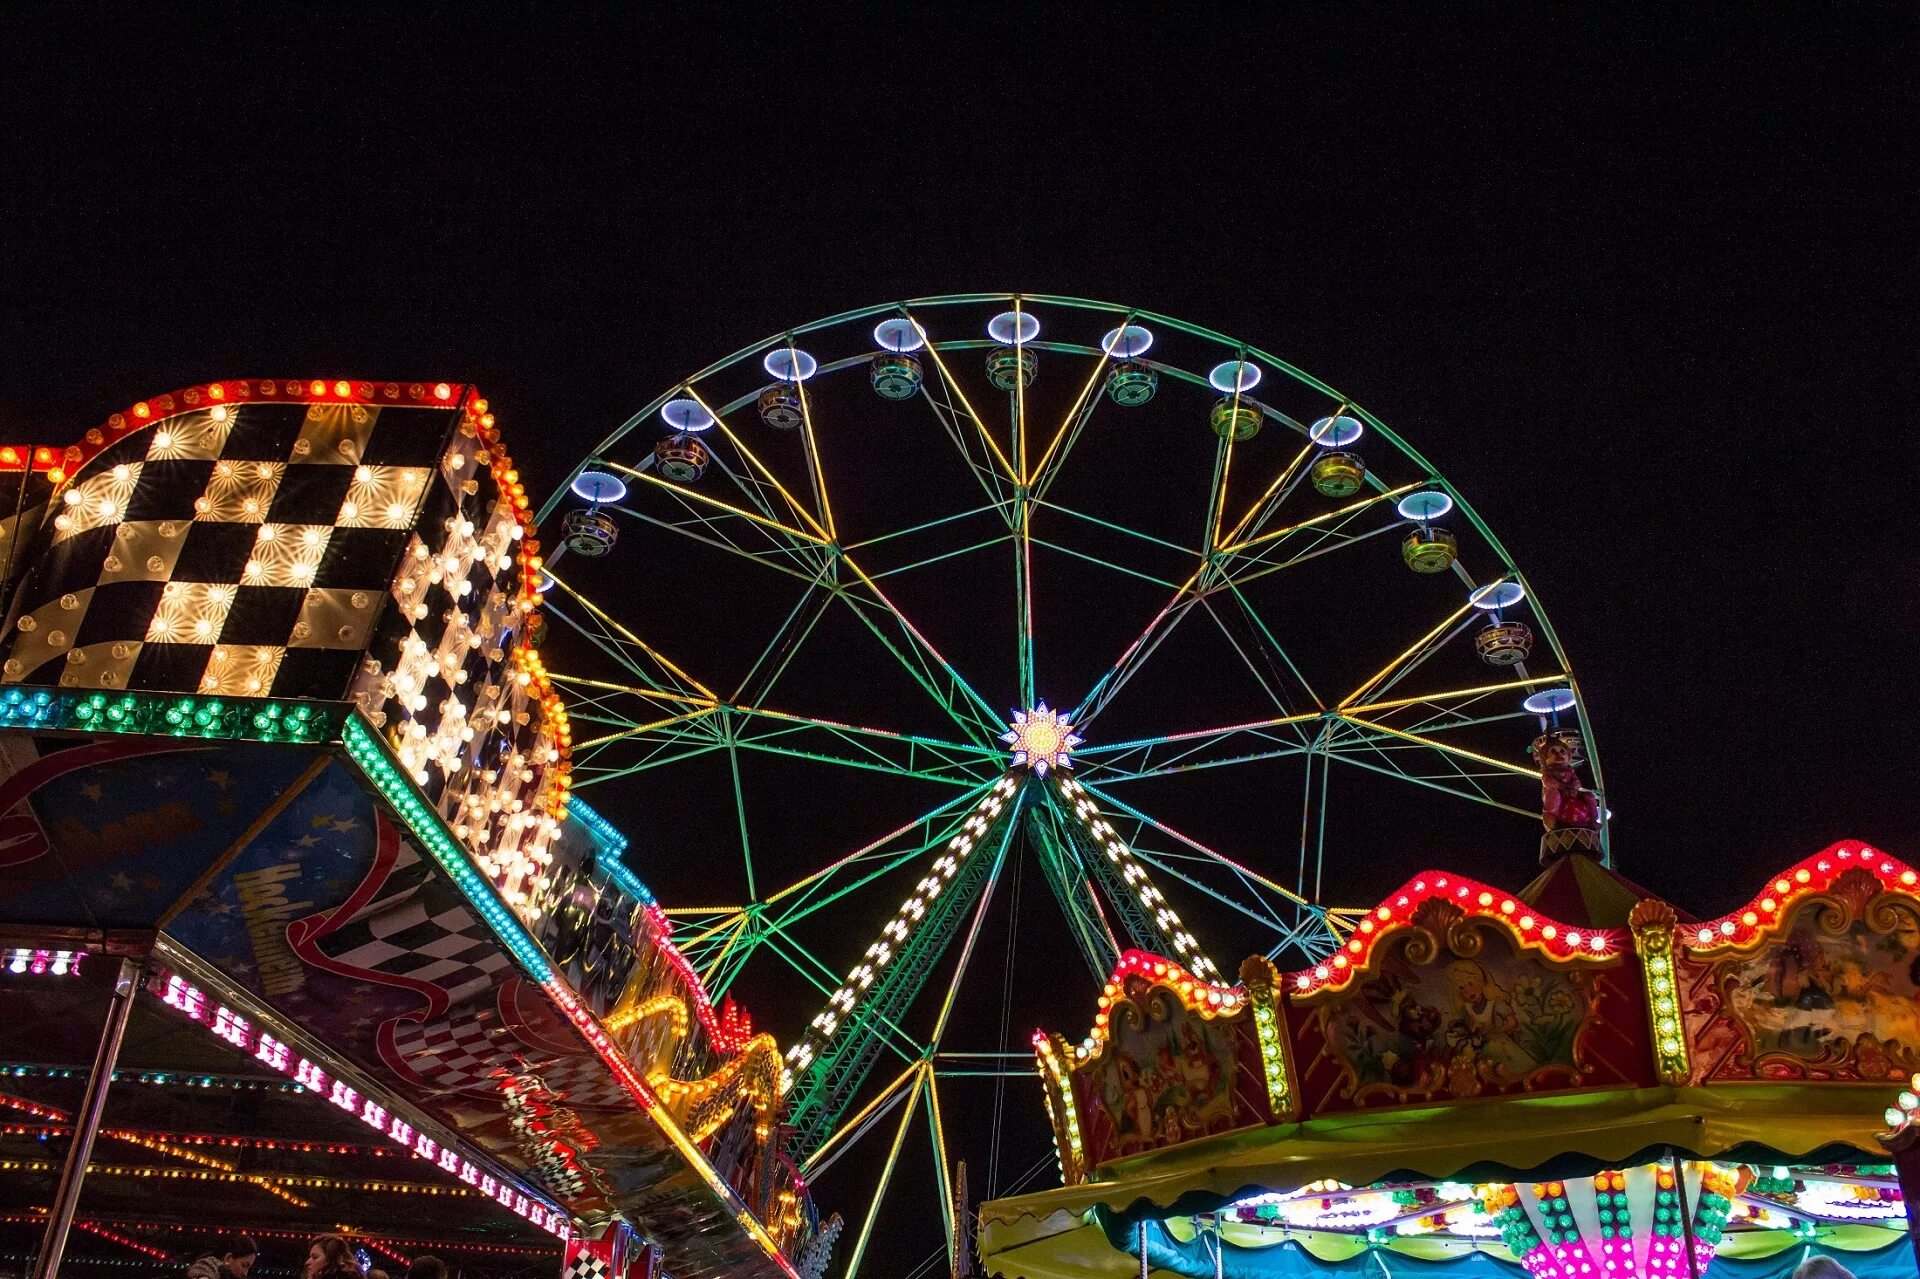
[1217,482,1417,556]
[1336,716,1540,778]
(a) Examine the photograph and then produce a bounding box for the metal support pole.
[33,956,140,1279]
[1667,1149,1702,1279]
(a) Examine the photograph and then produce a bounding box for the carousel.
[983,786,1920,1278]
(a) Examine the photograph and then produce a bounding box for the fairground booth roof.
[0,382,828,1279]
[983,837,1920,1279]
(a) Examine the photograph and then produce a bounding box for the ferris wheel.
[534,294,1603,1274]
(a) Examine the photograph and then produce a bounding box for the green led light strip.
[0,687,344,744]
[341,716,556,983]
[1240,956,1296,1121]
[1629,905,1690,1084]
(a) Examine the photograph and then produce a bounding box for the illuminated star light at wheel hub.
[1003,703,1082,776]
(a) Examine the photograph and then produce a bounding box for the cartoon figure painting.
[1316,923,1596,1104]
[1084,981,1243,1158]
[1712,873,1920,1079]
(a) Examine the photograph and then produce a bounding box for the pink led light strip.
[150,970,567,1239]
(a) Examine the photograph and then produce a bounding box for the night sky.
[3,7,1913,1273]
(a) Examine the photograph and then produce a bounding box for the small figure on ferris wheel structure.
[1531,729,1601,860]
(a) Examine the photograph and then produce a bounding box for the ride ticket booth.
[0,381,831,1279]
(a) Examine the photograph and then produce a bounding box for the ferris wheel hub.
[1002,703,1083,776]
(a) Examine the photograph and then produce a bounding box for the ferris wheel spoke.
[914,378,1013,508]
[604,457,830,551]
[1215,578,1325,708]
[606,496,827,581]
[1215,483,1421,584]
[1035,500,1202,558]
[1219,439,1316,548]
[1338,596,1481,709]
[784,355,840,542]
[1080,780,1322,923]
[1071,568,1207,727]
[1320,734,1538,819]
[1075,714,1320,783]
[1024,334,1118,502]
[1335,714,1538,780]
[763,785,995,935]
[1049,776,1220,979]
[909,310,1021,489]
[680,386,836,545]
[830,572,1006,745]
[785,795,1022,1155]
[730,579,838,712]
[1198,594,1310,718]
[1222,516,1411,591]
[1325,715,1507,809]
[1024,536,1182,589]
[726,716,1001,786]
[1342,674,1573,738]
[542,576,717,700]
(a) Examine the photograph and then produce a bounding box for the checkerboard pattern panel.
[0,400,457,697]
[326,892,517,1006]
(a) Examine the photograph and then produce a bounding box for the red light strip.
[1066,950,1247,1061]
[0,446,65,475]
[1682,840,1918,953]
[71,1221,169,1261]
[1286,872,1623,996]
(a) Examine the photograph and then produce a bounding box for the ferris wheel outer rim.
[534,291,1607,859]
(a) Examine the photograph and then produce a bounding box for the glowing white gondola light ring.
[1100,325,1154,358]
[873,317,926,353]
[1396,490,1454,522]
[1523,688,1578,716]
[763,347,819,382]
[1469,581,1527,611]
[988,311,1041,345]
[1310,415,1365,447]
[1208,360,1261,393]
[661,398,715,432]
[569,470,628,505]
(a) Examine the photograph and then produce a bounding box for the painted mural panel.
[0,734,324,927]
[1680,867,1920,1081]
[1070,974,1269,1167]
[1290,900,1649,1112]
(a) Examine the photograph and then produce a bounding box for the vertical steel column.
[33,956,140,1279]
[1667,1150,1702,1279]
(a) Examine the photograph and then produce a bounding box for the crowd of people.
[186,1233,451,1279]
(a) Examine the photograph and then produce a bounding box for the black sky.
[2,4,1914,1270]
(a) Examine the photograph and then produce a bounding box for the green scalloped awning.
[980,1083,1891,1273]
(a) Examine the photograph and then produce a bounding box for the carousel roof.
[982,841,1920,1279]
[1515,848,1681,931]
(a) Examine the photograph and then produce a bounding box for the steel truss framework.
[534,295,1605,1277]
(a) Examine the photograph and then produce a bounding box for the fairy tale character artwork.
[1698,866,1920,1080]
[1299,897,1617,1107]
[1079,975,1247,1160]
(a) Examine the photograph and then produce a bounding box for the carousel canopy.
[984,842,1919,1279]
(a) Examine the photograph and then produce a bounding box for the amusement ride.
[537,294,1602,1274]
[0,295,1902,1279]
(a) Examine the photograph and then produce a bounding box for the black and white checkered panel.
[349,416,558,902]
[0,400,458,698]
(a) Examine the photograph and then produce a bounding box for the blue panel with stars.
[0,736,326,927]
